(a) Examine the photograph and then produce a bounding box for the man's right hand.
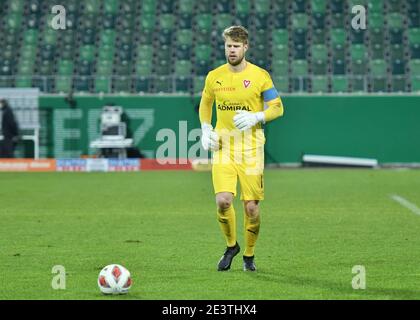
[201,123,220,151]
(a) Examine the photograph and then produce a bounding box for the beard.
[227,54,244,66]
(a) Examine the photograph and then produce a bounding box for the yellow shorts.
[212,148,264,201]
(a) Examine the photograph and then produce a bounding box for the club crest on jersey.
[243,80,251,88]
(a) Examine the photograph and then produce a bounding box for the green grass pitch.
[1,169,420,300]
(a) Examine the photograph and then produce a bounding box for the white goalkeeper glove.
[201,123,220,151]
[233,110,265,131]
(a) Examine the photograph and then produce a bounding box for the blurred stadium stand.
[1,0,420,94]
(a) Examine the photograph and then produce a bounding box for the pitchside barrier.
[15,94,420,165]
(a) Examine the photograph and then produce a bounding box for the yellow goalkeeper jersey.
[199,62,283,151]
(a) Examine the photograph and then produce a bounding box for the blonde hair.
[222,26,249,44]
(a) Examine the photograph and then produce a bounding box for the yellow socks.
[244,213,260,257]
[217,205,237,247]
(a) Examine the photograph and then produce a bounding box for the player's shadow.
[243,270,420,299]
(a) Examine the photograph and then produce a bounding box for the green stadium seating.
[100,30,116,47]
[153,76,172,93]
[94,76,111,93]
[255,0,270,14]
[215,14,233,33]
[235,0,250,15]
[9,0,25,13]
[79,45,95,62]
[271,60,288,75]
[411,76,420,92]
[57,60,74,75]
[134,76,150,93]
[272,29,289,45]
[55,76,72,93]
[98,45,115,62]
[273,75,289,93]
[331,75,349,93]
[175,60,192,76]
[312,75,329,93]
[1,0,419,94]
[15,75,32,88]
[179,0,194,14]
[272,44,289,61]
[312,0,326,13]
[193,76,205,94]
[195,45,212,63]
[370,59,387,76]
[409,59,420,75]
[391,76,406,92]
[22,29,38,45]
[96,60,113,76]
[104,0,119,14]
[408,28,420,58]
[368,0,384,12]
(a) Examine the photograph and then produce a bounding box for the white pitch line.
[390,194,420,216]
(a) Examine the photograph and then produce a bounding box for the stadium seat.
[331,75,349,93]
[291,59,308,91]
[96,60,113,76]
[273,75,289,93]
[134,76,150,93]
[179,0,194,14]
[135,60,152,76]
[100,29,116,47]
[271,60,288,75]
[141,0,156,14]
[330,0,343,14]
[272,29,289,45]
[330,13,345,28]
[55,76,72,93]
[351,75,366,92]
[312,28,326,45]
[408,28,420,58]
[194,44,212,63]
[311,75,329,93]
[312,0,326,13]
[272,44,289,61]
[113,76,131,93]
[215,14,234,33]
[74,76,91,92]
[84,0,100,14]
[371,43,385,59]
[368,0,384,12]
[409,59,420,76]
[311,44,328,75]
[22,29,38,46]
[94,76,111,93]
[370,59,387,76]
[391,59,405,75]
[391,76,406,92]
[136,44,153,62]
[332,59,346,75]
[411,75,420,92]
[153,76,172,93]
[15,75,32,88]
[154,60,172,75]
[292,0,307,13]
[312,13,325,29]
[57,60,74,75]
[104,0,119,14]
[193,76,205,94]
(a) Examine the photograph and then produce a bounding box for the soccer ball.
[97,264,132,295]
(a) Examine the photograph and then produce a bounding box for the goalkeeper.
[199,26,284,271]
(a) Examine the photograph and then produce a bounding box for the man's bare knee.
[244,200,259,218]
[216,193,233,211]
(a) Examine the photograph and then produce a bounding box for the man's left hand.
[233,110,265,131]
